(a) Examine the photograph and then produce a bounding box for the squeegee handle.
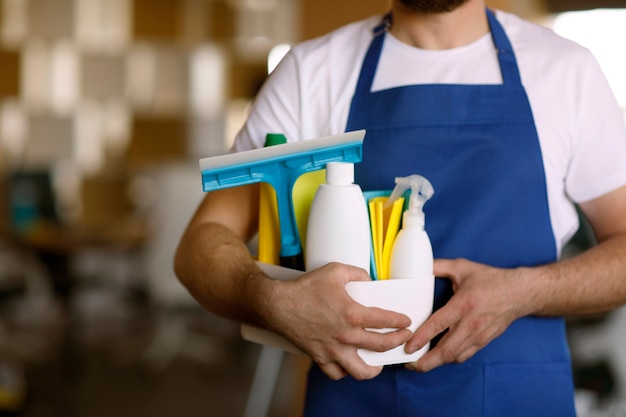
[279,254,305,271]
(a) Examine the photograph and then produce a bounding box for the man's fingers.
[406,302,462,354]
[434,258,479,288]
[338,308,413,352]
[409,322,472,372]
[358,328,413,353]
[319,362,348,380]
[433,258,457,278]
[323,352,384,381]
[346,363,384,381]
[356,306,412,330]
[406,312,510,372]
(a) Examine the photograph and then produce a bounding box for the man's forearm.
[174,221,277,328]
[524,233,626,317]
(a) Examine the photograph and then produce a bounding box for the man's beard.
[397,0,469,13]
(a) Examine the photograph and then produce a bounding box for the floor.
[6,291,625,417]
[0,266,309,417]
[2,240,626,417]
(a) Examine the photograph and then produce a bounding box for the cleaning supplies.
[386,174,435,360]
[199,130,366,270]
[257,133,287,265]
[292,170,326,255]
[305,162,370,273]
[258,133,326,266]
[367,194,405,280]
[387,175,435,280]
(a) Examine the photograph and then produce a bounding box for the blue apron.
[303,10,577,417]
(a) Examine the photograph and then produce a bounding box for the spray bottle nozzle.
[385,175,434,229]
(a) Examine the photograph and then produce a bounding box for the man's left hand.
[404,258,528,372]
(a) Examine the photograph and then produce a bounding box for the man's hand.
[404,258,528,372]
[270,262,413,381]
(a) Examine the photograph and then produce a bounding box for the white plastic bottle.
[388,175,435,356]
[388,175,435,280]
[305,162,371,273]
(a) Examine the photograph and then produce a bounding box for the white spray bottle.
[387,174,434,280]
[387,174,436,361]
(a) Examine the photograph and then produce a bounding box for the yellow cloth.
[368,196,404,280]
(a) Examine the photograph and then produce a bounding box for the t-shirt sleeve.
[230,50,303,153]
[566,52,626,203]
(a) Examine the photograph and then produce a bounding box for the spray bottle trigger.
[384,183,410,209]
[384,175,434,208]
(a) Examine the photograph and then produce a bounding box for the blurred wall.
[0,0,300,239]
[0,0,621,243]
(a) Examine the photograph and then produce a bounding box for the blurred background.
[0,0,624,416]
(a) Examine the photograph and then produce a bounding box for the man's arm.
[174,184,413,380]
[405,184,626,372]
[174,184,273,325]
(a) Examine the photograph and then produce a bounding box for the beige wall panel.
[207,0,235,41]
[24,115,74,169]
[300,0,389,40]
[0,50,20,98]
[79,173,134,227]
[228,59,268,99]
[547,0,626,12]
[81,54,126,100]
[132,0,182,41]
[126,116,188,169]
[28,0,75,39]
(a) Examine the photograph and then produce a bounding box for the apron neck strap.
[353,13,390,94]
[354,8,522,94]
[486,8,522,85]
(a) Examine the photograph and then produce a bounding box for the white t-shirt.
[232,10,626,256]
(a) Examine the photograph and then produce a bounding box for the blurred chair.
[565,207,626,408]
[0,237,65,413]
[6,170,74,300]
[244,345,284,417]
[139,161,240,372]
[569,307,626,400]
[142,160,308,416]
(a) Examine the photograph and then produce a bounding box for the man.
[175,0,626,415]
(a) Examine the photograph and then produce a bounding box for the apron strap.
[354,13,390,94]
[486,8,522,86]
[355,8,523,94]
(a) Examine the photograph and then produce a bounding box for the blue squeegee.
[199,129,366,270]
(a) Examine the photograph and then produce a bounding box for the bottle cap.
[386,175,434,230]
[264,133,287,147]
[326,162,354,185]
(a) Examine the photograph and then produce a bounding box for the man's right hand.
[266,262,413,380]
